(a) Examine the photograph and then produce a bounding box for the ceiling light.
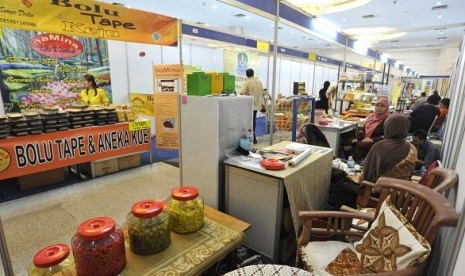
[436,1,442,5]
[416,43,420,46]
[286,0,372,16]
[342,18,347,21]
[393,44,397,47]
[212,5,217,9]
[437,13,443,19]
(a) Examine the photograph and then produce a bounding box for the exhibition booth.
[1,0,464,275]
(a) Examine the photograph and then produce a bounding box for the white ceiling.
[103,0,465,76]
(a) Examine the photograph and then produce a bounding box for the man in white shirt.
[240,68,264,144]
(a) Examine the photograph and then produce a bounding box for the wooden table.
[62,206,250,276]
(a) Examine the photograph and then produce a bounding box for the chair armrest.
[297,211,370,247]
[339,205,374,220]
[359,180,377,208]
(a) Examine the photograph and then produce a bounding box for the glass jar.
[28,244,73,276]
[127,199,171,255]
[71,217,126,276]
[167,186,204,234]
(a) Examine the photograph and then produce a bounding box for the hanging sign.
[153,93,179,150]
[0,0,178,45]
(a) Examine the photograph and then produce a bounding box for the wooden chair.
[342,167,458,243]
[296,177,458,275]
[341,168,458,226]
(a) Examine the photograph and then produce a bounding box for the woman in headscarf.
[362,114,417,183]
[351,98,390,163]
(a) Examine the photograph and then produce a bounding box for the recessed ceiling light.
[393,45,398,47]
[342,18,347,21]
[437,13,443,19]
[436,1,442,5]
[416,43,420,46]
[212,5,217,9]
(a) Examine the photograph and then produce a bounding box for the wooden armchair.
[297,177,458,275]
[341,168,458,228]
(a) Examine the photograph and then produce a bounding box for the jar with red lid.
[126,199,171,255]
[167,186,204,234]
[28,243,73,276]
[71,217,126,276]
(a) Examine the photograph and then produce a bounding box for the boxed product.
[220,72,235,94]
[18,168,65,191]
[206,72,224,95]
[118,154,141,170]
[187,72,211,96]
[80,158,119,177]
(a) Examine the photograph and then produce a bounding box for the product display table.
[0,163,249,276]
[66,206,249,276]
[315,120,358,157]
[224,141,333,261]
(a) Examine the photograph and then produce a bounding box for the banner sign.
[130,93,154,116]
[154,93,179,150]
[0,0,178,45]
[223,49,259,92]
[0,27,111,112]
[0,123,151,180]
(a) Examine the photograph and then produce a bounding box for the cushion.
[353,196,431,273]
[325,247,368,276]
[300,241,356,276]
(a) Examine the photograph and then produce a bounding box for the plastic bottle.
[248,129,254,149]
[333,112,339,125]
[347,156,355,169]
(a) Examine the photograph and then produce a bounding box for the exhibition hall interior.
[1,0,465,275]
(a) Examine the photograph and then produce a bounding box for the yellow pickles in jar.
[168,186,204,234]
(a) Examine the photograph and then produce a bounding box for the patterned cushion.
[353,196,431,272]
[301,241,356,276]
[325,247,368,276]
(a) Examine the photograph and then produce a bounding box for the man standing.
[240,68,264,144]
[411,129,440,169]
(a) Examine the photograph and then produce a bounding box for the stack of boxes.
[187,71,235,96]
[0,115,9,139]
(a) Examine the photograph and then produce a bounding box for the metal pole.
[0,216,14,276]
[178,20,184,185]
[269,0,280,145]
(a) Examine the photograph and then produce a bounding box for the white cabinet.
[180,96,253,210]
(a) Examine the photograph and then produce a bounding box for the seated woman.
[349,114,418,207]
[362,114,417,183]
[351,98,389,163]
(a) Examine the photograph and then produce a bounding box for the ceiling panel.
[100,0,464,76]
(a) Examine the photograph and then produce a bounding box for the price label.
[129,120,151,131]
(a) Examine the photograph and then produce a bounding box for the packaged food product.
[28,243,73,276]
[167,186,204,234]
[71,217,126,276]
[127,199,171,255]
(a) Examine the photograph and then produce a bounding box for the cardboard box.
[18,168,65,191]
[81,158,119,177]
[118,154,141,170]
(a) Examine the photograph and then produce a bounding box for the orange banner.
[0,0,178,45]
[0,123,151,180]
